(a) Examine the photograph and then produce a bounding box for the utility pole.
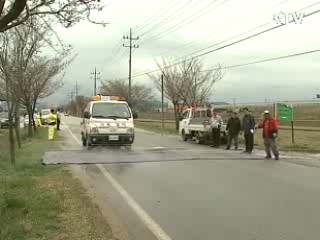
[161,74,164,136]
[74,81,80,116]
[123,28,139,106]
[68,91,75,116]
[75,80,80,99]
[91,67,100,96]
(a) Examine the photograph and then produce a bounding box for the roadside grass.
[135,121,320,153]
[135,121,178,135]
[0,128,113,240]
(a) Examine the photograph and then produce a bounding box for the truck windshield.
[92,102,131,119]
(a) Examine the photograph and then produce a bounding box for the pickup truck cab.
[81,95,137,148]
[179,108,227,144]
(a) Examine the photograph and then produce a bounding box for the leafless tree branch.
[0,0,109,32]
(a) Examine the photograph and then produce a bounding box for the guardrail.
[135,119,320,132]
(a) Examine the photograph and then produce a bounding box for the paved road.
[60,116,320,240]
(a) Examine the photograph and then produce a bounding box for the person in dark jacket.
[242,108,255,153]
[258,110,280,160]
[226,111,241,150]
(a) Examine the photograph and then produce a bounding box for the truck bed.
[189,117,211,132]
[188,117,226,133]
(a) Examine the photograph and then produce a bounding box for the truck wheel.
[181,130,188,141]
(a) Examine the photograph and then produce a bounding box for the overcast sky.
[45,0,320,105]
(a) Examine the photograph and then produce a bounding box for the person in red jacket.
[258,110,280,160]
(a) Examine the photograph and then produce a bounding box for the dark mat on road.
[42,147,271,165]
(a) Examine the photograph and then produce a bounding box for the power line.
[134,0,184,33]
[119,48,320,81]
[153,0,291,58]
[104,0,290,76]
[120,0,292,77]
[124,4,320,79]
[124,22,269,78]
[139,0,201,37]
[140,0,231,46]
[143,22,269,75]
[202,49,320,72]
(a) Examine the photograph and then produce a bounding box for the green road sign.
[277,103,293,121]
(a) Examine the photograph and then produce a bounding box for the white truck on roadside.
[179,108,227,144]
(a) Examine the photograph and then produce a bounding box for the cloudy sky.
[46,0,320,105]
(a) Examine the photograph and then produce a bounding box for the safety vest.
[48,113,57,125]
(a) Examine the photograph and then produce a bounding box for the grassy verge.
[135,121,178,135]
[135,121,320,153]
[0,128,113,240]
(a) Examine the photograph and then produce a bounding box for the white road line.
[62,120,173,240]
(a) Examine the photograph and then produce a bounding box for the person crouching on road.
[211,110,222,148]
[226,111,241,150]
[48,109,57,141]
[258,110,280,160]
[242,107,255,153]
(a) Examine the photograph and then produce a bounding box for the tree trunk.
[173,103,179,130]
[5,80,16,165]
[31,100,37,131]
[26,104,33,138]
[6,106,16,165]
[14,105,21,149]
[9,121,16,165]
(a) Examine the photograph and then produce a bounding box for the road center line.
[62,120,173,240]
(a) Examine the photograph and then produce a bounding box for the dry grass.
[0,129,114,240]
[138,103,320,127]
[135,121,320,153]
[253,129,320,153]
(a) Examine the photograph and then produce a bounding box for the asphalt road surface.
[59,116,320,240]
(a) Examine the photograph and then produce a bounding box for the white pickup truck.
[179,108,227,144]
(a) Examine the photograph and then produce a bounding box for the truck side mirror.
[133,112,138,119]
[83,112,91,119]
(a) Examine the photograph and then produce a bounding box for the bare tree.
[0,33,19,164]
[0,19,72,164]
[0,0,108,32]
[178,58,223,108]
[149,58,224,130]
[66,95,90,117]
[100,79,153,108]
[149,58,183,130]
[23,56,70,136]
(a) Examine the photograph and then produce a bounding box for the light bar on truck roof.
[90,95,126,102]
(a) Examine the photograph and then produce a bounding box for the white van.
[41,109,51,125]
[81,95,137,148]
